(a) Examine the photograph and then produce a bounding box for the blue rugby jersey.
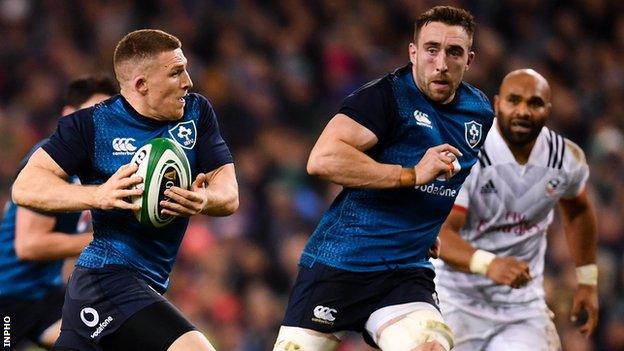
[0,140,82,300]
[42,93,233,293]
[300,64,494,272]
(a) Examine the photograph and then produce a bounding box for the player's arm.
[558,188,599,337]
[306,114,461,188]
[14,207,92,261]
[12,148,143,212]
[160,163,239,217]
[439,207,531,288]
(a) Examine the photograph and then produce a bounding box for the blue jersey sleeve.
[42,108,94,177]
[196,96,233,173]
[338,78,398,143]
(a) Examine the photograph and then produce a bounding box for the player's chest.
[92,119,198,175]
[475,165,569,215]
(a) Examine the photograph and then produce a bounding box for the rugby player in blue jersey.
[0,75,116,350]
[273,6,494,351]
[12,29,238,351]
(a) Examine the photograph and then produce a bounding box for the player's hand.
[486,256,531,288]
[160,173,209,217]
[571,284,599,338]
[428,237,441,259]
[414,144,462,185]
[93,163,143,211]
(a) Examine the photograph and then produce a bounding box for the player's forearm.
[307,141,412,189]
[13,166,96,212]
[438,227,476,272]
[563,208,597,266]
[200,184,239,216]
[15,232,92,261]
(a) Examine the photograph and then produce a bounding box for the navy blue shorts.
[281,263,439,346]
[0,286,64,350]
[53,265,194,351]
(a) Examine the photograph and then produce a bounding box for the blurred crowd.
[0,0,623,350]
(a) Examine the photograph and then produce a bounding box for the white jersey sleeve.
[454,161,478,209]
[560,138,589,199]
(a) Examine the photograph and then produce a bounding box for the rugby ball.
[130,138,191,228]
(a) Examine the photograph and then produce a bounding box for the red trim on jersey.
[452,204,468,213]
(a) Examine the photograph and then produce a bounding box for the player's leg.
[39,319,62,347]
[99,300,207,351]
[53,265,203,350]
[366,302,454,351]
[18,287,65,348]
[274,263,379,351]
[486,312,561,351]
[167,330,215,351]
[438,302,490,351]
[273,326,341,351]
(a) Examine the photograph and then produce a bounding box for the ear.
[465,51,475,71]
[493,94,500,116]
[408,43,417,65]
[134,75,148,95]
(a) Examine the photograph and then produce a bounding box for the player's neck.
[121,92,161,121]
[506,140,536,165]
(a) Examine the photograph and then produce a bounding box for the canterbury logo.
[313,305,337,322]
[414,110,432,128]
[112,138,137,153]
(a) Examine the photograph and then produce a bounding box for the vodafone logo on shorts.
[80,307,114,338]
[80,307,99,327]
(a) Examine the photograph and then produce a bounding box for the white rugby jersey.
[435,121,588,315]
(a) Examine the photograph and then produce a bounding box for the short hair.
[65,75,118,108]
[414,6,476,43]
[113,29,181,72]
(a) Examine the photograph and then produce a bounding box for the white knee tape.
[273,326,340,351]
[377,309,454,351]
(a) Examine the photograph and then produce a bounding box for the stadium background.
[0,0,622,350]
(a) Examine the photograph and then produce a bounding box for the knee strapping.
[273,326,340,351]
[377,309,454,351]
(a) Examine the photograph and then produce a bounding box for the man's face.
[410,22,474,104]
[495,72,551,147]
[142,48,193,120]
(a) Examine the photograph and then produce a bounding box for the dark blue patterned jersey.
[0,140,83,300]
[300,64,494,272]
[42,93,233,293]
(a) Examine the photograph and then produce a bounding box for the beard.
[497,115,545,147]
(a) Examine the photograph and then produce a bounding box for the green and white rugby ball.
[130,138,191,228]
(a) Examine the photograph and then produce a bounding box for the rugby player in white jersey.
[435,69,599,350]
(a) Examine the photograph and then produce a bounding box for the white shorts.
[441,303,561,351]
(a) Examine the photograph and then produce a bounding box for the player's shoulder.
[458,82,493,114]
[562,135,587,168]
[184,92,215,114]
[57,104,98,127]
[542,127,587,169]
[346,72,394,101]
